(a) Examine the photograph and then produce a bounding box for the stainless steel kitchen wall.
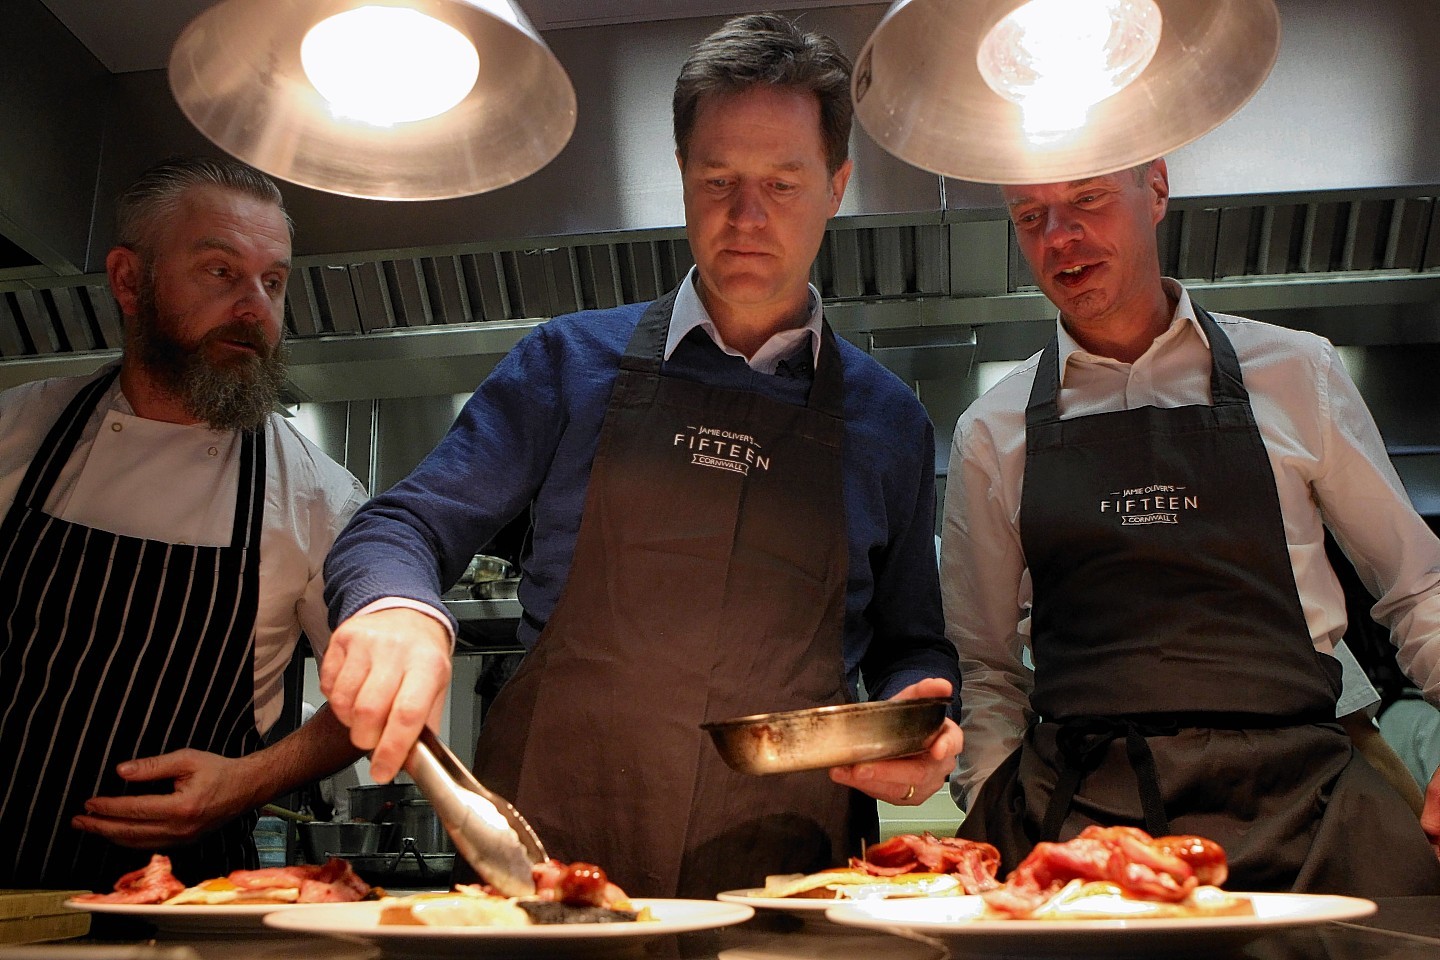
[291,394,471,494]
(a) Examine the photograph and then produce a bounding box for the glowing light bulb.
[977,0,1162,138]
[301,6,480,127]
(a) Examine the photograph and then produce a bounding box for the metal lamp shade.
[169,0,577,201]
[853,0,1281,185]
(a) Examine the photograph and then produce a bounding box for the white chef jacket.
[942,280,1440,809]
[0,365,367,733]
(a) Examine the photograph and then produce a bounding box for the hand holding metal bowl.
[702,697,951,775]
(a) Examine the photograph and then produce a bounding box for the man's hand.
[320,607,452,782]
[1423,765,1440,861]
[72,750,260,848]
[828,677,964,806]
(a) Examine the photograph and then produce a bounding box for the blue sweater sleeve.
[324,320,574,628]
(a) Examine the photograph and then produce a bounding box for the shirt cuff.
[353,597,457,648]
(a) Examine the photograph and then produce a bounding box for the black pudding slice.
[517,901,641,924]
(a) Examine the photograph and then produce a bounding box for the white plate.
[717,888,848,916]
[263,898,755,957]
[65,899,323,936]
[716,888,961,920]
[825,893,1377,957]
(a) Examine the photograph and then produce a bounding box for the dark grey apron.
[464,290,866,898]
[959,308,1440,896]
[0,368,267,890]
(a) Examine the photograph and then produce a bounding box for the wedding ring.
[902,784,915,802]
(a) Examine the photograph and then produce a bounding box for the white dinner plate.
[825,892,1376,957]
[717,888,848,916]
[263,898,754,957]
[65,899,324,936]
[717,888,961,920]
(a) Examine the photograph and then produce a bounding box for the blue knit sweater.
[324,301,957,701]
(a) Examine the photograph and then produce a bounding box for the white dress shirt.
[942,280,1440,808]
[0,367,367,733]
[667,266,824,373]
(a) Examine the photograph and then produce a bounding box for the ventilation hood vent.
[3,188,1436,402]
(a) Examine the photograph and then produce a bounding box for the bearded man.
[0,157,368,892]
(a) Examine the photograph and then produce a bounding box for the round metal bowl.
[701,696,950,775]
[463,554,515,583]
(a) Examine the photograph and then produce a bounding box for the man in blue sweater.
[321,12,963,898]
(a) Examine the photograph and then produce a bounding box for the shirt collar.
[1052,278,1209,386]
[666,266,823,375]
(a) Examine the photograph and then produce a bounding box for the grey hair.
[114,156,293,255]
[674,13,853,176]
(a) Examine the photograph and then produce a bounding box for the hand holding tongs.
[406,727,547,897]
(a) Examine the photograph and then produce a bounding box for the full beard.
[128,279,289,432]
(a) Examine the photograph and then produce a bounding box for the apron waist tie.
[1039,710,1336,842]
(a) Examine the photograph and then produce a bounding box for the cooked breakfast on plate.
[379,858,654,927]
[763,833,1002,899]
[71,853,375,904]
[979,826,1254,920]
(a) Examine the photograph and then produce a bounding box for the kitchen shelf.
[443,598,522,622]
[445,598,524,654]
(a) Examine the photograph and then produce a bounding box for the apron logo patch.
[674,425,770,476]
[1100,484,1197,526]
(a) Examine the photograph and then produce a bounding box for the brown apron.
[959,307,1440,896]
[466,290,865,898]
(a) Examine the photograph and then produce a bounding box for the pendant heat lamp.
[169,0,577,201]
[853,0,1281,184]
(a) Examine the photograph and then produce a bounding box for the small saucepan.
[347,838,455,888]
[298,821,384,863]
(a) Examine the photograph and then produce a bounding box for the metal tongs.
[406,727,547,896]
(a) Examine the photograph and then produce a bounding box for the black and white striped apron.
[0,368,267,891]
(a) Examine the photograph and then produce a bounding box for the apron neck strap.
[620,288,681,376]
[1025,334,1063,427]
[807,322,847,419]
[16,367,119,508]
[230,423,266,551]
[1192,303,1250,407]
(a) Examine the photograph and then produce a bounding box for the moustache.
[200,320,278,358]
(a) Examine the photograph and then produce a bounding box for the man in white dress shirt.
[0,157,367,891]
[941,158,1440,895]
